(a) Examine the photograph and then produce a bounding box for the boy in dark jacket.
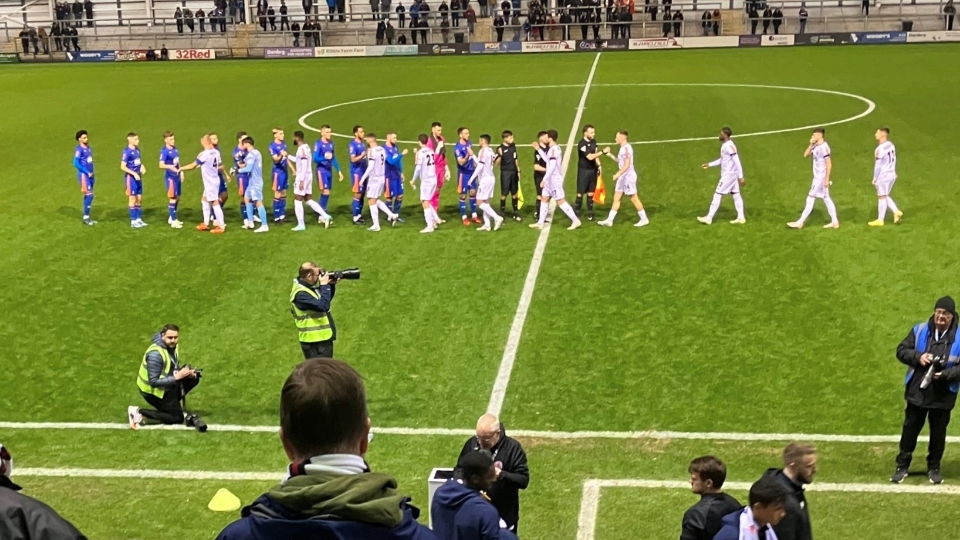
[432,451,518,540]
[713,477,789,540]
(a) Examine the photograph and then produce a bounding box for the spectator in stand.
[197,8,206,32]
[450,0,460,26]
[700,9,709,35]
[214,358,438,540]
[418,0,430,39]
[672,9,682,36]
[327,0,337,21]
[439,0,450,21]
[761,5,771,33]
[160,43,168,59]
[500,0,510,19]
[83,0,92,26]
[292,20,301,44]
[798,6,807,33]
[466,4,477,34]
[337,0,345,21]
[609,8,620,38]
[945,0,956,30]
[280,1,290,29]
[661,8,670,36]
[303,0,313,17]
[396,1,406,26]
[510,12,520,40]
[494,12,504,40]
[680,456,742,540]
[51,22,62,51]
[258,5,267,30]
[772,7,782,34]
[175,7,184,33]
[419,15,429,42]
[302,18,312,44]
[409,0,420,32]
[440,14,449,41]
[621,3,632,38]
[229,0,238,22]
[27,26,38,54]
[479,0,488,18]
[239,0,246,22]
[38,25,49,53]
[370,0,380,19]
[712,8,719,34]
[377,19,386,43]
[382,0,392,20]
[219,6,228,31]
[649,0,657,21]
[558,9,569,39]
[18,27,28,54]
[0,444,88,539]
[861,0,869,15]
[661,0,671,18]
[184,8,195,32]
[458,415,529,534]
[68,24,80,49]
[605,0,614,21]
[146,47,156,59]
[748,5,758,34]
[71,0,82,26]
[267,5,277,29]
[398,31,407,43]
[386,20,395,42]
[313,17,322,44]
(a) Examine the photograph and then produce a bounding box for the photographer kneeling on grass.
[128,324,205,431]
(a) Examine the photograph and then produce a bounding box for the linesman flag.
[593,175,606,205]
[517,184,525,210]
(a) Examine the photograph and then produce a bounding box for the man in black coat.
[893,296,960,485]
[0,444,88,539]
[458,414,529,533]
[760,443,816,540]
[680,456,741,540]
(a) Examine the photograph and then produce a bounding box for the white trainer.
[493,216,504,231]
[597,219,613,227]
[567,220,582,231]
[321,216,331,229]
[787,221,803,229]
[254,225,270,233]
[730,218,746,225]
[420,227,435,234]
[634,219,649,228]
[127,406,142,430]
[697,216,712,225]
[823,222,840,229]
[477,225,491,232]
[368,225,381,232]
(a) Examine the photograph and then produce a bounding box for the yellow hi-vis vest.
[290,282,333,343]
[137,343,173,398]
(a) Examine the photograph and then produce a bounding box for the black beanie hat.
[935,296,956,314]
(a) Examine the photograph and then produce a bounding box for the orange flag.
[593,175,606,205]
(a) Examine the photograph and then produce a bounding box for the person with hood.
[892,296,960,485]
[127,323,201,429]
[432,451,518,540]
[760,443,816,540]
[458,414,529,533]
[0,444,88,539]
[712,477,789,540]
[216,358,437,540]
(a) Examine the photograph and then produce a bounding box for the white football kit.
[197,148,222,202]
[471,146,497,200]
[362,146,387,199]
[538,145,565,200]
[294,143,313,196]
[413,147,438,201]
[874,140,897,196]
[710,140,744,195]
[808,142,832,198]
[614,143,638,196]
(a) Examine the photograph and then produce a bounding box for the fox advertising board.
[470,41,522,53]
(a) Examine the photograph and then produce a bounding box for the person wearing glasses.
[458,414,529,533]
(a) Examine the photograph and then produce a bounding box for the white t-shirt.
[362,146,386,183]
[196,148,222,186]
[812,141,831,181]
[710,140,744,180]
[414,147,437,183]
[617,143,636,180]
[472,146,496,181]
[874,140,897,181]
[295,143,312,183]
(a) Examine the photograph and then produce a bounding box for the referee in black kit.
[575,124,603,221]
[497,130,522,221]
[532,131,548,222]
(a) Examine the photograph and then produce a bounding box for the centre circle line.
[298,83,876,146]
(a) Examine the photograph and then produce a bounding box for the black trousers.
[301,340,334,359]
[897,402,953,470]
[140,377,199,425]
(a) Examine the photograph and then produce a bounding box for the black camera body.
[321,267,361,282]
[920,356,947,390]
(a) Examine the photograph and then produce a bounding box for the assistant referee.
[290,261,337,359]
[575,124,603,221]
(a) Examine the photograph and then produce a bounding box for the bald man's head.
[476,414,502,450]
[298,262,320,285]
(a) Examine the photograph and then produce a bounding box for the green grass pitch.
[3,44,960,539]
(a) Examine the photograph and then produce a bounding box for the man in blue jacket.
[217,358,436,540]
[432,450,518,540]
[712,477,788,540]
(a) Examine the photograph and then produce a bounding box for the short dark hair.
[546,129,559,142]
[320,124,331,130]
[75,129,87,141]
[418,133,429,144]
[236,131,247,140]
[432,122,442,128]
[281,358,369,457]
[480,134,491,144]
[618,130,628,137]
[242,136,255,146]
[688,456,727,488]
[457,126,467,135]
[879,126,890,135]
[583,124,595,133]
[127,132,137,138]
[813,128,825,135]
[366,133,377,140]
[162,130,174,139]
[294,130,305,141]
[161,323,180,335]
[502,130,513,138]
[537,130,547,138]
[748,477,789,507]
[456,449,493,483]
[353,125,363,135]
[721,127,733,138]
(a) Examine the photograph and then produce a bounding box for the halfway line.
[486,51,603,417]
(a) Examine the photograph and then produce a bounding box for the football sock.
[500,197,506,213]
[537,202,549,225]
[587,197,594,213]
[168,202,177,221]
[479,202,499,220]
[878,198,888,220]
[799,196,816,223]
[823,195,838,223]
[370,204,380,228]
[574,195,583,210]
[376,200,395,219]
[83,194,93,218]
[638,209,648,221]
[279,197,287,218]
[306,199,329,219]
[212,205,225,228]
[886,197,900,215]
[732,193,745,220]
[320,193,330,211]
[394,196,403,215]
[423,207,433,227]
[558,201,577,221]
[459,198,467,218]
[705,194,722,220]
[294,200,305,227]
[240,201,248,220]
[245,202,255,223]
[469,196,477,217]
[512,196,519,212]
[257,205,268,225]
[202,200,212,224]
[352,197,361,219]
[606,209,618,221]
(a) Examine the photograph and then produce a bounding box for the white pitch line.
[3,422,960,445]
[576,478,960,540]
[16,467,281,481]
[486,51,603,417]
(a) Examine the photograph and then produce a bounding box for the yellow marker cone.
[208,488,242,512]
